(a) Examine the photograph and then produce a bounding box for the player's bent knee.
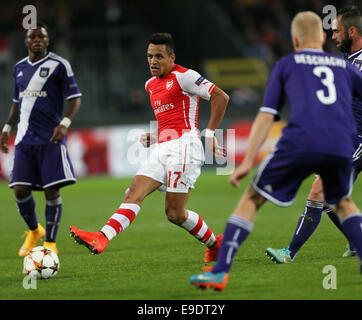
[233,187,265,220]
[44,187,60,199]
[123,185,145,205]
[165,207,187,225]
[246,187,266,209]
[123,176,160,204]
[13,186,31,200]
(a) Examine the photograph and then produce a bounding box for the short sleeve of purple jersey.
[57,63,82,100]
[13,67,19,103]
[259,60,284,121]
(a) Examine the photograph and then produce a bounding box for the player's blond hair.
[291,11,323,46]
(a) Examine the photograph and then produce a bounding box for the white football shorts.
[136,132,205,193]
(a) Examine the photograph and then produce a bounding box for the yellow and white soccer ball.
[23,246,60,280]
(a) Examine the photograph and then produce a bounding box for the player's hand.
[205,136,227,158]
[50,125,67,143]
[0,132,9,153]
[229,160,253,187]
[140,133,157,148]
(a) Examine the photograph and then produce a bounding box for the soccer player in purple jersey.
[189,11,362,291]
[0,22,81,256]
[265,6,362,264]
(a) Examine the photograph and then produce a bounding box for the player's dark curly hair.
[338,6,362,35]
[148,33,175,55]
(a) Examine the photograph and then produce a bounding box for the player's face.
[25,27,49,55]
[147,43,175,78]
[332,16,352,53]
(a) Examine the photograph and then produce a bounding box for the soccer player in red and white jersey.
[70,33,229,264]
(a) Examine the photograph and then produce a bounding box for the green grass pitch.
[0,169,361,300]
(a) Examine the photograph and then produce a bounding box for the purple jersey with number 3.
[261,49,362,158]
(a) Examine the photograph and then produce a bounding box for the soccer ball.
[23,246,60,280]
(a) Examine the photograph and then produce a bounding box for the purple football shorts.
[9,142,76,190]
[251,149,354,207]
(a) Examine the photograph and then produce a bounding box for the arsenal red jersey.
[145,64,216,143]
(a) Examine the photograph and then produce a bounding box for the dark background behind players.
[0,0,360,128]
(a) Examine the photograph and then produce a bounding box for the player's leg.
[324,205,356,257]
[337,152,362,256]
[43,187,62,254]
[10,145,38,231]
[266,176,324,263]
[101,175,161,239]
[319,144,362,257]
[288,176,323,258]
[14,185,46,256]
[9,144,45,256]
[322,157,362,273]
[165,190,221,260]
[70,175,161,254]
[190,186,265,290]
[40,142,76,254]
[14,185,37,230]
[190,150,312,290]
[212,186,265,273]
[164,136,222,262]
[70,142,166,254]
[322,147,360,257]
[334,198,362,273]
[164,190,190,225]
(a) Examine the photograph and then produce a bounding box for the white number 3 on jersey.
[313,66,337,105]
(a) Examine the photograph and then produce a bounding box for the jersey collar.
[348,48,362,59]
[27,52,50,66]
[301,48,323,53]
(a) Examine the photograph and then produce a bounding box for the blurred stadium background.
[0,0,360,179]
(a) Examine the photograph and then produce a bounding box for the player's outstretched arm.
[0,102,19,153]
[229,112,274,187]
[50,97,81,143]
[206,87,229,157]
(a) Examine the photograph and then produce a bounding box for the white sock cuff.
[181,210,199,231]
[120,203,140,214]
[306,200,323,209]
[228,215,254,232]
[101,225,117,241]
[101,203,141,241]
[15,194,33,203]
[46,196,62,206]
